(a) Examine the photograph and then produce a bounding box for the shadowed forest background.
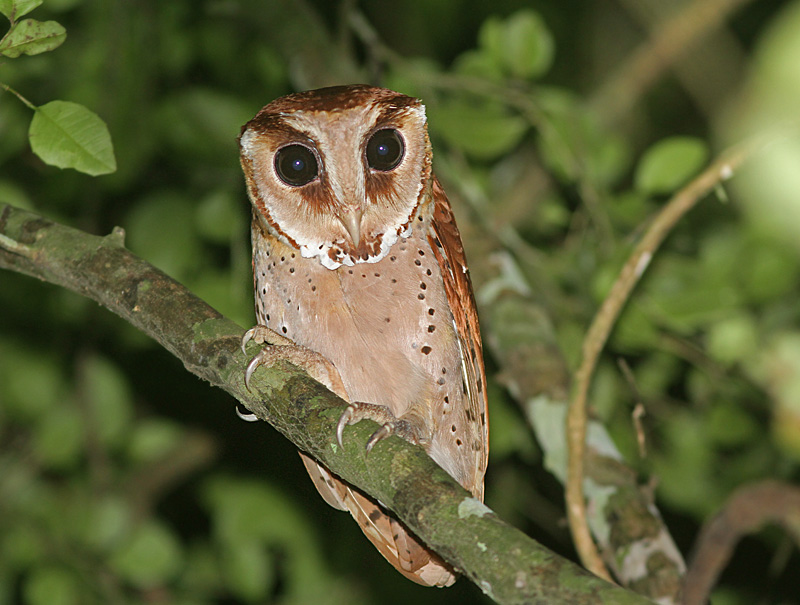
[1,0,800,603]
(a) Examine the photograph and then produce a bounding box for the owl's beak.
[337,208,363,247]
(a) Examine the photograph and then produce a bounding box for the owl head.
[239,85,433,270]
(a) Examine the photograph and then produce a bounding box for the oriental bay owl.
[238,85,488,587]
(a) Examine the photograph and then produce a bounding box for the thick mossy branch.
[0,204,651,604]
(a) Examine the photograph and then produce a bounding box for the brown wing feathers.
[428,177,490,496]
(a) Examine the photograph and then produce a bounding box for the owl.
[238,85,488,587]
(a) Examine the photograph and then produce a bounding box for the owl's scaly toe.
[241,324,348,400]
[241,324,301,390]
[241,324,293,355]
[336,402,425,451]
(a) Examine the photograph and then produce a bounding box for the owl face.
[239,85,433,270]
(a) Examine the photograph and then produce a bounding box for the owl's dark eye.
[366,129,404,171]
[275,144,318,186]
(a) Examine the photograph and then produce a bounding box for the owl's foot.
[241,324,348,399]
[336,402,426,451]
[241,324,293,356]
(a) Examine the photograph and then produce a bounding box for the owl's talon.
[336,401,423,451]
[244,350,266,391]
[236,404,259,422]
[241,327,257,354]
[366,423,393,452]
[336,405,355,447]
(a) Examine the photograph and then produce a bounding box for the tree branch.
[566,135,768,588]
[590,0,754,125]
[438,161,686,603]
[0,203,651,604]
[683,480,800,605]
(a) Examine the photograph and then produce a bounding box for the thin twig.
[0,81,37,110]
[591,0,754,125]
[683,480,800,605]
[565,134,768,582]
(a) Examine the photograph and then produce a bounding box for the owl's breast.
[252,225,465,447]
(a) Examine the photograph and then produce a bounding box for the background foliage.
[1,0,799,603]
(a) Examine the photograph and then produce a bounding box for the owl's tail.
[299,452,456,587]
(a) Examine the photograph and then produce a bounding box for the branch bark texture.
[0,204,651,605]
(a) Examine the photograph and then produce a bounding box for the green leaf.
[126,419,184,464]
[536,88,630,185]
[196,189,241,244]
[479,10,554,79]
[756,333,800,460]
[706,314,759,365]
[635,136,709,194]
[32,405,84,469]
[707,400,758,446]
[0,341,65,420]
[2,524,44,570]
[83,355,134,447]
[221,540,273,601]
[0,19,65,57]
[156,88,252,162]
[110,520,182,588]
[429,100,528,160]
[23,566,81,605]
[0,0,42,20]
[124,192,202,279]
[80,496,132,552]
[28,100,116,175]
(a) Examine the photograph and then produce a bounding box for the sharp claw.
[245,353,261,391]
[336,406,354,447]
[366,423,393,452]
[241,327,255,355]
[235,404,259,422]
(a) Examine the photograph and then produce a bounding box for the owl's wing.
[427,176,489,499]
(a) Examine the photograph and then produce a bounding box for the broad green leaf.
[32,405,84,469]
[124,192,202,279]
[0,0,42,20]
[707,400,758,446]
[0,341,65,420]
[736,239,799,303]
[202,477,344,599]
[83,354,134,447]
[23,566,81,605]
[156,88,251,162]
[0,179,34,209]
[453,48,505,81]
[0,19,65,57]
[706,314,759,365]
[723,3,800,254]
[479,10,554,79]
[635,136,709,194]
[80,496,132,552]
[196,189,241,244]
[536,88,630,185]
[110,521,182,588]
[429,100,528,160]
[221,540,273,601]
[756,333,800,460]
[2,524,44,570]
[28,100,116,175]
[126,419,184,464]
